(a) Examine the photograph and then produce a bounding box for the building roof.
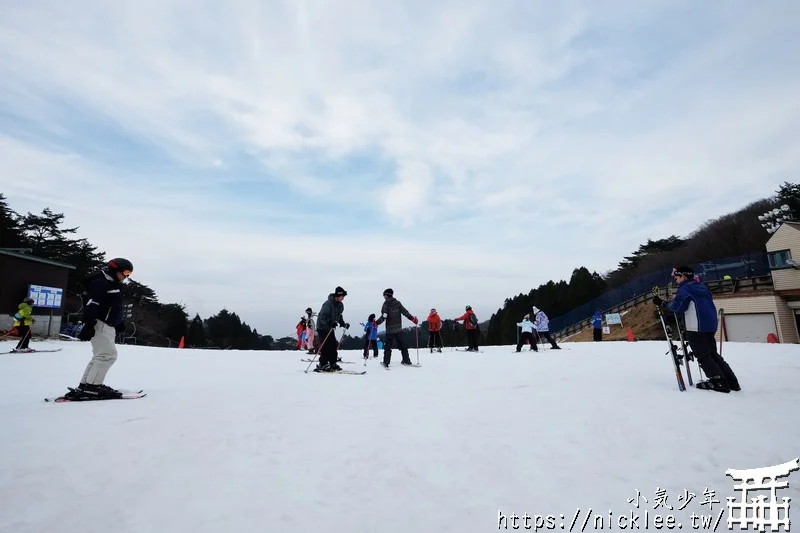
[0,249,77,269]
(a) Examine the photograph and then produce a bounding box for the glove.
[115,322,126,334]
[412,316,418,325]
[78,325,95,341]
[652,295,663,306]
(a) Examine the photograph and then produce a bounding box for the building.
[0,249,76,337]
[712,221,800,344]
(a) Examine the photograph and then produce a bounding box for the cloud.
[1,0,799,336]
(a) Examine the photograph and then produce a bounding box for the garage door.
[723,313,777,343]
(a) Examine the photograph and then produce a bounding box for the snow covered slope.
[1,339,798,533]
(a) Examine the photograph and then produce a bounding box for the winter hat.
[334,286,347,296]
[672,266,694,277]
[305,307,313,314]
[532,306,540,314]
[383,288,393,297]
[368,313,376,321]
[524,314,530,320]
[465,305,472,311]
[24,297,34,304]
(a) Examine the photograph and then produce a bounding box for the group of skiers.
[5,258,740,396]
[299,287,490,372]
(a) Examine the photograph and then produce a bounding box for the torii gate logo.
[726,458,799,531]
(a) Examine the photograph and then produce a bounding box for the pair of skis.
[45,387,146,403]
[652,286,696,391]
[1,347,63,355]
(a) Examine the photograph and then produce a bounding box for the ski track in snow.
[0,339,798,532]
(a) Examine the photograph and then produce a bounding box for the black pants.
[538,331,559,348]
[466,328,479,350]
[363,336,378,357]
[383,331,410,364]
[593,328,603,341]
[516,331,538,351]
[686,331,740,388]
[318,329,338,366]
[15,325,31,350]
[428,330,442,349]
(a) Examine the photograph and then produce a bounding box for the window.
[768,249,793,269]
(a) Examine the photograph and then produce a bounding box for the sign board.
[602,326,611,335]
[28,284,63,309]
[605,313,622,325]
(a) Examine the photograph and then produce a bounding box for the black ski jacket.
[316,294,345,333]
[376,296,414,334]
[81,270,125,327]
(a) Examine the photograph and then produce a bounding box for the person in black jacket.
[375,288,418,367]
[64,258,133,400]
[314,286,349,372]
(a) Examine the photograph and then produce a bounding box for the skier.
[304,307,316,354]
[592,311,603,341]
[531,306,561,349]
[313,286,349,372]
[515,314,538,352]
[653,266,740,393]
[11,297,34,352]
[427,308,443,352]
[362,313,379,359]
[453,305,480,351]
[65,258,134,400]
[375,288,418,367]
[296,317,307,349]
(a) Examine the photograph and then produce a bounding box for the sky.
[1,1,799,339]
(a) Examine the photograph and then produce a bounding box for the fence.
[548,252,771,336]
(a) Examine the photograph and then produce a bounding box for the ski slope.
[1,338,798,533]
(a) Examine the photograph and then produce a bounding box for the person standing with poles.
[653,266,740,393]
[427,308,443,353]
[361,313,379,359]
[375,288,418,368]
[515,314,538,352]
[11,297,35,352]
[312,286,349,373]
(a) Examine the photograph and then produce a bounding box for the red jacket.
[454,310,478,330]
[427,312,442,332]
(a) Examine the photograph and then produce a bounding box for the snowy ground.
[1,337,798,533]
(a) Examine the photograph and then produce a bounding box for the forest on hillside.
[2,182,799,349]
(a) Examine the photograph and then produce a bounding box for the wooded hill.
[2,182,798,350]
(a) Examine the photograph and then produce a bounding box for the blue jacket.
[665,279,718,333]
[363,320,378,340]
[592,312,602,328]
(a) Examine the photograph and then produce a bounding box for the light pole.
[759,204,794,234]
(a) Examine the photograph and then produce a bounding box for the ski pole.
[415,325,419,364]
[304,328,333,373]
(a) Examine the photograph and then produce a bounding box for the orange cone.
[627,327,634,342]
[178,336,185,349]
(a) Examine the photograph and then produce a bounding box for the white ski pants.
[81,321,118,385]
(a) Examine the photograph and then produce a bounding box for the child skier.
[362,313,379,359]
[304,308,316,354]
[427,308,443,352]
[11,297,34,352]
[296,317,307,350]
[515,314,538,352]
